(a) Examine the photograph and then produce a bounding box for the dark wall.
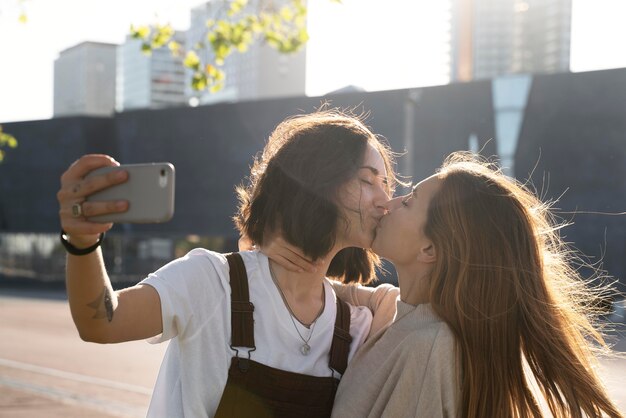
[409,80,497,181]
[1,69,624,290]
[0,117,117,231]
[516,68,626,290]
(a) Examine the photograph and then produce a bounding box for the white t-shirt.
[140,249,373,418]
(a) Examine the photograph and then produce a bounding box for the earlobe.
[418,243,437,263]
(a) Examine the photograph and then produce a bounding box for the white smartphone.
[85,163,175,223]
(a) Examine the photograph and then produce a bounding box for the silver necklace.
[268,262,325,356]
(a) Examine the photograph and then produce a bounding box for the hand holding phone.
[85,163,175,223]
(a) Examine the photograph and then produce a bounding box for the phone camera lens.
[160,169,166,176]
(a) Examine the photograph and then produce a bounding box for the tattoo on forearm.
[87,287,114,322]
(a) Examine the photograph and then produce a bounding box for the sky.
[0,0,625,123]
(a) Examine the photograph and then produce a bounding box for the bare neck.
[395,263,431,306]
[269,260,327,298]
[267,246,342,325]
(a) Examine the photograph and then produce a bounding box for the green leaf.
[152,24,174,49]
[214,69,225,81]
[130,25,151,40]
[228,0,248,16]
[184,51,201,70]
[131,0,312,97]
[0,127,18,164]
[209,83,224,93]
[279,6,294,21]
[298,28,309,43]
[192,72,208,91]
[216,20,231,34]
[297,1,308,14]
[168,41,181,54]
[215,44,231,61]
[205,64,218,77]
[141,43,152,55]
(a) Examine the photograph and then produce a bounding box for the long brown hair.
[235,109,399,284]
[425,152,623,418]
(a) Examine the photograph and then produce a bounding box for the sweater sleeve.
[331,282,400,337]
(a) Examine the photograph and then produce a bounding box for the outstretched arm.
[58,154,162,343]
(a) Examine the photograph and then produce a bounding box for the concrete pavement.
[0,288,624,417]
[0,385,118,418]
[0,288,166,417]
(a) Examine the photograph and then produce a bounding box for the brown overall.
[214,253,353,418]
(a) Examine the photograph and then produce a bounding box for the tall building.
[116,32,187,111]
[186,0,306,105]
[451,0,572,81]
[53,42,117,117]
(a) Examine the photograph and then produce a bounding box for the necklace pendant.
[300,343,311,356]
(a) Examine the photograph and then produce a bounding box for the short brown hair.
[235,109,398,284]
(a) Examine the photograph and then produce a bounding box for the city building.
[116,31,187,111]
[450,0,572,81]
[3,68,625,290]
[53,41,117,117]
[186,0,306,105]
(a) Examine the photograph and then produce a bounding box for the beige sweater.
[331,301,460,418]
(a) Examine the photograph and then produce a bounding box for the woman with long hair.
[329,152,624,417]
[265,151,623,417]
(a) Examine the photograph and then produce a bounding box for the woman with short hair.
[57,109,401,417]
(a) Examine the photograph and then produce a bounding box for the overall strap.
[226,253,255,349]
[328,297,352,375]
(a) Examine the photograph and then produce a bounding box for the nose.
[383,195,404,212]
[373,184,391,215]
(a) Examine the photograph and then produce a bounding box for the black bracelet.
[60,230,105,256]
